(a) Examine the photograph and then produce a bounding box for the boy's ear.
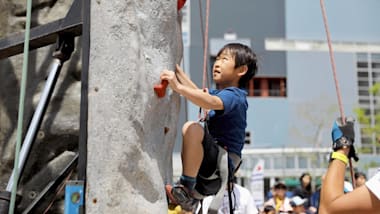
[236,65,248,77]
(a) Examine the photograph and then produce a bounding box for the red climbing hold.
[178,0,187,11]
[154,80,168,98]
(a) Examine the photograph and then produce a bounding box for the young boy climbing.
[160,43,258,212]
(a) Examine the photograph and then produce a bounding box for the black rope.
[78,0,90,182]
[77,2,90,213]
[227,159,234,214]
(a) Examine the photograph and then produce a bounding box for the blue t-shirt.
[208,87,248,157]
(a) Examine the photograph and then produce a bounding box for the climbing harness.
[319,0,356,188]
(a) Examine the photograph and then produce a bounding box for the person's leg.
[181,121,204,178]
[166,121,205,212]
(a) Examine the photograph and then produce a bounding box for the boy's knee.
[182,121,204,136]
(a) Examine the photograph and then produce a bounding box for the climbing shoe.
[165,184,199,212]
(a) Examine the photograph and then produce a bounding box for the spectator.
[293,173,312,206]
[343,180,353,193]
[354,171,367,188]
[293,173,316,213]
[218,182,259,214]
[263,182,292,213]
[261,205,275,214]
[290,196,308,214]
[310,174,325,214]
[310,189,320,214]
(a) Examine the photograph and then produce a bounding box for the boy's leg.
[166,121,204,211]
[181,121,204,178]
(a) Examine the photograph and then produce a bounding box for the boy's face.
[212,50,240,87]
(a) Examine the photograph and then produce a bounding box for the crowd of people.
[260,170,368,214]
[188,169,370,214]
[194,170,365,213]
[263,173,317,214]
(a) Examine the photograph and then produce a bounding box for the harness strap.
[205,147,229,211]
[229,152,242,173]
[227,181,233,214]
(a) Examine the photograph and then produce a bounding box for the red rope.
[197,0,211,121]
[320,0,345,122]
[202,0,210,89]
[319,0,355,188]
[198,0,205,49]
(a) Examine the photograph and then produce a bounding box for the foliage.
[354,83,380,154]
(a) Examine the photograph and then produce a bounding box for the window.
[285,156,295,169]
[245,131,251,144]
[249,77,287,97]
[357,62,368,68]
[372,62,380,69]
[357,71,369,78]
[273,156,284,169]
[263,156,272,169]
[298,156,308,169]
[358,90,370,96]
[358,80,370,87]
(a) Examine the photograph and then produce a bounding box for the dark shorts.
[195,124,242,196]
[194,125,225,196]
[197,127,220,178]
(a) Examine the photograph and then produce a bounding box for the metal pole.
[6,58,63,192]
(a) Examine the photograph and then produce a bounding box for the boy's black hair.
[216,43,258,89]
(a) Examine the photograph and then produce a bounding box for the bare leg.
[181,121,204,177]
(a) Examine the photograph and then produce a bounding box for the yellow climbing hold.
[168,204,182,214]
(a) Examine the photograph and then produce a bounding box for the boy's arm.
[177,86,224,110]
[160,69,223,110]
[175,64,198,90]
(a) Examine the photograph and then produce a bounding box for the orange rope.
[319,0,355,188]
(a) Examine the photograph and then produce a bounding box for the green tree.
[354,83,380,154]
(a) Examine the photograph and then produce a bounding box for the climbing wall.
[87,0,182,213]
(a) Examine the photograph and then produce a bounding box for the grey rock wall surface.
[87,0,182,213]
